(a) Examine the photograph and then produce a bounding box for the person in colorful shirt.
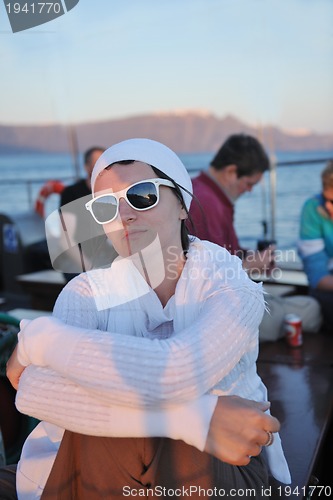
[298,160,333,328]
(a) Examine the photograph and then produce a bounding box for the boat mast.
[257,123,271,240]
[269,152,277,242]
[68,124,81,180]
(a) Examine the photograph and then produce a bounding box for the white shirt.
[15,239,291,498]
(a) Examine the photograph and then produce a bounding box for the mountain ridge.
[1,111,332,154]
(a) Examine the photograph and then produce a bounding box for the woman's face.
[93,161,187,257]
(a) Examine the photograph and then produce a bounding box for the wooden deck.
[258,333,333,498]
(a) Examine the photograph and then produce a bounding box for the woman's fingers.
[204,395,280,465]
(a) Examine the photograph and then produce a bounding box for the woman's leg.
[0,464,18,500]
[42,432,269,499]
[42,431,164,499]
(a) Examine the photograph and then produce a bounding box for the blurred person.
[298,160,333,328]
[189,134,322,341]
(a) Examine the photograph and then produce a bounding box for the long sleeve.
[16,275,263,409]
[16,368,217,450]
[16,242,264,454]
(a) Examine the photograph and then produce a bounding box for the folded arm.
[15,281,264,408]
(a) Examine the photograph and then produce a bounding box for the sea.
[1,149,333,253]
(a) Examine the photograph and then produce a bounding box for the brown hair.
[210,134,269,177]
[321,160,333,190]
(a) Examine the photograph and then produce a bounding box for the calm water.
[1,150,332,251]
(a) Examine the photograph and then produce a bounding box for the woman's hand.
[204,395,280,465]
[6,345,26,390]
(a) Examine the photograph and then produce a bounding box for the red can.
[284,313,303,347]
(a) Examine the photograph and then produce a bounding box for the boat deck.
[1,268,332,496]
[258,332,333,498]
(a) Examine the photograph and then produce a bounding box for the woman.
[5,139,290,499]
[298,160,333,328]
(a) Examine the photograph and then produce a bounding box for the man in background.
[57,146,117,281]
[298,160,333,329]
[60,146,105,207]
[189,134,322,341]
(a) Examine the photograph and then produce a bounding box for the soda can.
[284,313,303,347]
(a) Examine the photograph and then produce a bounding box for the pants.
[0,435,269,499]
[39,432,269,499]
[259,294,322,342]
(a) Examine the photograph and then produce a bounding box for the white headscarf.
[91,138,193,210]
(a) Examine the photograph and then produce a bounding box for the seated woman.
[5,139,290,499]
[298,160,333,328]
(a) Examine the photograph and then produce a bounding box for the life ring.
[35,180,64,218]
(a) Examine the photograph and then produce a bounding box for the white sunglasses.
[85,178,175,224]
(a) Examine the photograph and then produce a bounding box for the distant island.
[1,111,333,155]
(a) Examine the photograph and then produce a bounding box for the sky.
[0,0,332,134]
